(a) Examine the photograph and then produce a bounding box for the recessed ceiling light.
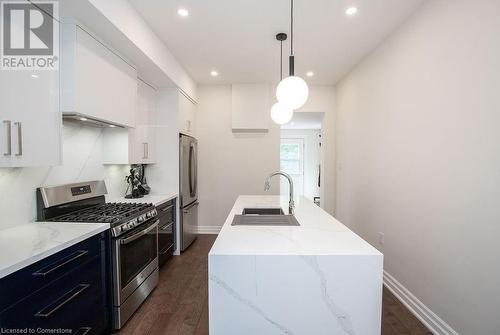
[306,71,314,77]
[346,7,358,16]
[109,124,116,128]
[79,117,88,121]
[31,74,39,78]
[210,70,219,77]
[177,8,189,17]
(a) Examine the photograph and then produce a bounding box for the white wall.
[195,85,280,231]
[0,122,129,230]
[334,1,500,334]
[281,129,321,202]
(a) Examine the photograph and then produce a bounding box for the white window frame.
[280,138,305,197]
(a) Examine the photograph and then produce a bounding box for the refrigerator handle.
[188,143,194,196]
[192,143,198,197]
[183,201,199,213]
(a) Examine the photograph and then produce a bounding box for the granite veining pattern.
[209,196,383,335]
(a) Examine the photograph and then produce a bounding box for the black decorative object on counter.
[125,164,151,198]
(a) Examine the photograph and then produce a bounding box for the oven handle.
[120,220,159,245]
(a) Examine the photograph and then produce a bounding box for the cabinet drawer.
[0,232,104,312]
[159,222,174,252]
[157,200,175,223]
[0,256,107,334]
[157,199,176,267]
[159,221,174,267]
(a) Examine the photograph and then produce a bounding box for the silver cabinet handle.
[160,204,174,213]
[3,120,11,156]
[159,244,174,255]
[160,222,173,231]
[32,250,89,276]
[142,142,147,159]
[34,284,90,318]
[14,122,22,156]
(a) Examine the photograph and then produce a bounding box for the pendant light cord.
[280,40,283,80]
[288,0,295,76]
[290,0,294,56]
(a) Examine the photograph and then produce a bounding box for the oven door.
[113,219,159,305]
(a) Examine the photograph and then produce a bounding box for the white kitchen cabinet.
[231,83,269,132]
[102,80,157,164]
[178,92,197,136]
[0,53,61,167]
[61,24,137,127]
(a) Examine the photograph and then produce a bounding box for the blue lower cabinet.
[0,232,110,334]
[158,198,176,268]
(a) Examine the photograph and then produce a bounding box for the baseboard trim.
[383,271,459,335]
[196,225,221,234]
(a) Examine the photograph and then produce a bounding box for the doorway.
[280,112,324,205]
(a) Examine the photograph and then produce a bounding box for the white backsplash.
[0,122,130,230]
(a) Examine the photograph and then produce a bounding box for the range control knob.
[146,212,151,218]
[137,216,144,223]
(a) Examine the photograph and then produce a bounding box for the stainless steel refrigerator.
[179,134,198,251]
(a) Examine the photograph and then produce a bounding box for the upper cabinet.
[178,92,197,136]
[103,80,157,165]
[0,9,61,168]
[61,24,137,127]
[231,84,269,132]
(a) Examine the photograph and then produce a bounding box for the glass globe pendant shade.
[276,76,309,110]
[270,102,293,125]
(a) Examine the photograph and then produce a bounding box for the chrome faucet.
[264,171,295,215]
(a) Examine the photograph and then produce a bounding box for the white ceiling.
[130,0,426,85]
[282,112,325,130]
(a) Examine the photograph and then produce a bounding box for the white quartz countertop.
[106,193,177,207]
[209,195,382,256]
[0,222,109,279]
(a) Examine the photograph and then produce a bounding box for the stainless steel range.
[36,180,159,330]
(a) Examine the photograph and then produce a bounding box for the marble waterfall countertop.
[105,192,178,207]
[209,195,381,256]
[0,222,109,279]
[209,195,384,335]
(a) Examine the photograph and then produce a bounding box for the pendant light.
[276,0,309,110]
[271,33,293,125]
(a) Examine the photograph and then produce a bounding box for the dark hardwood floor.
[118,235,431,335]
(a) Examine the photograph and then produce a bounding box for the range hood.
[62,113,125,128]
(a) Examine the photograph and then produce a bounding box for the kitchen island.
[209,195,383,335]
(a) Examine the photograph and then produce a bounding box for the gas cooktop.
[46,202,155,225]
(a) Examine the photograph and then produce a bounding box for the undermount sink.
[241,207,285,215]
[231,207,300,226]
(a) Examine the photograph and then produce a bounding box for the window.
[280,138,304,197]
